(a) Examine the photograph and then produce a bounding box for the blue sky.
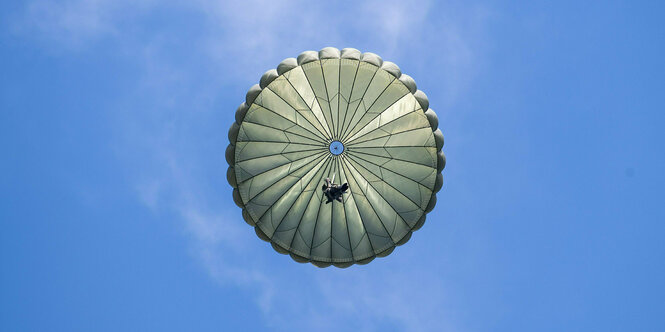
[1,0,664,331]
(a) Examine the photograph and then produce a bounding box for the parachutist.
[322,177,349,204]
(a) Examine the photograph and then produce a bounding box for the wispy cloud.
[14,0,150,49]
[14,0,490,329]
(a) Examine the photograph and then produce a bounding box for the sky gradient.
[1,0,664,331]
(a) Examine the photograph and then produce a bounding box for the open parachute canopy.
[226,47,445,268]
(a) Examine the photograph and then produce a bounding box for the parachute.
[226,47,445,268]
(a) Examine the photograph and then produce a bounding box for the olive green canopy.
[226,47,445,268]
